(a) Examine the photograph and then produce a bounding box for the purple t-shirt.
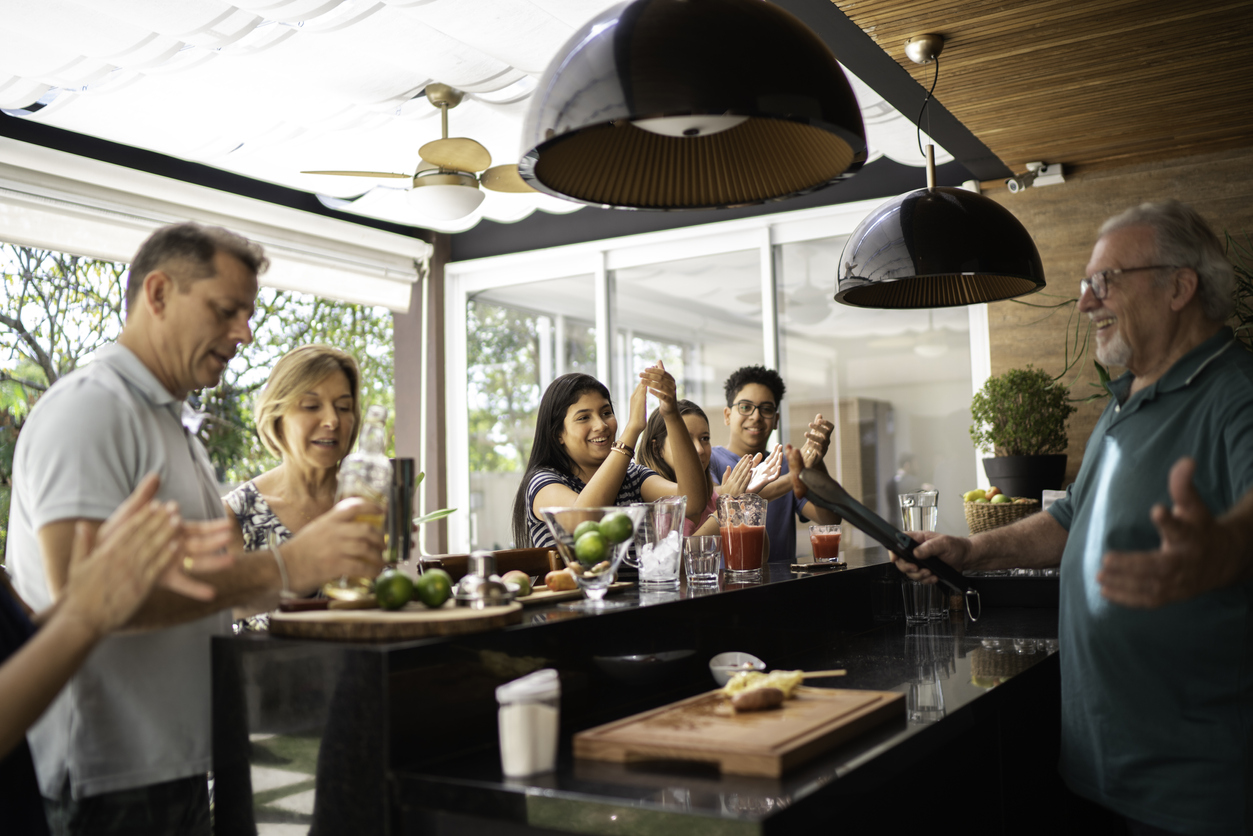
[709,446,808,564]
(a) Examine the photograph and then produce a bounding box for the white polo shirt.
[6,343,230,799]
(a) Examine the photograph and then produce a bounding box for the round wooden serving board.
[269,600,523,642]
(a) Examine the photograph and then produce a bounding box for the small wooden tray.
[575,686,904,777]
[516,582,633,607]
[269,600,522,642]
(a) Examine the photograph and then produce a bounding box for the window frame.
[445,198,992,552]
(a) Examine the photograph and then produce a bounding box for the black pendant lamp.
[835,36,1045,308]
[519,0,867,210]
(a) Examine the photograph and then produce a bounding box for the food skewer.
[800,669,847,678]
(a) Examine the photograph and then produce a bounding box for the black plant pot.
[982,455,1067,502]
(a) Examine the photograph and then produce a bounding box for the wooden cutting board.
[516,582,633,606]
[574,686,904,777]
[269,600,522,642]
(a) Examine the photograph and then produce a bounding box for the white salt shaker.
[496,668,561,777]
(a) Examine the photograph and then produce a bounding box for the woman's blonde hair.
[255,345,361,458]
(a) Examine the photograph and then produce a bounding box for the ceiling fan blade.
[419,137,491,173]
[480,164,535,193]
[301,170,412,179]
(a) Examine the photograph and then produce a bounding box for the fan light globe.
[407,178,485,220]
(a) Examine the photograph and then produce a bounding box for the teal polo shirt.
[1048,328,1253,835]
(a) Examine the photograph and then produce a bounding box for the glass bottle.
[325,404,390,599]
[336,404,391,524]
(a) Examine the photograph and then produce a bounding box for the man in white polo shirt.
[6,223,385,834]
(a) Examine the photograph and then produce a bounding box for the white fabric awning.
[0,136,430,311]
[0,0,948,236]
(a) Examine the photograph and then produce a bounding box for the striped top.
[524,463,656,547]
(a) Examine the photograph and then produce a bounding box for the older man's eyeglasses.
[733,400,777,418]
[1079,265,1179,300]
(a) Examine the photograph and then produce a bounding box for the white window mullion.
[760,227,782,447]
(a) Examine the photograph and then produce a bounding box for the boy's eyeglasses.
[733,400,777,418]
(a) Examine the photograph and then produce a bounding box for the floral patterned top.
[224,480,293,553]
[223,480,296,632]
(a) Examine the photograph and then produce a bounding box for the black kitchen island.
[212,552,1069,835]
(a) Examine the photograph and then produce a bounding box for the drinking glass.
[898,490,939,532]
[539,505,648,610]
[684,535,720,585]
[626,496,686,589]
[928,583,948,620]
[902,580,931,624]
[808,524,842,563]
[717,494,767,582]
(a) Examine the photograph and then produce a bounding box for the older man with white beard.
[870,200,1253,835]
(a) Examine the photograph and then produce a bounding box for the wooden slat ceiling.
[833,0,1253,180]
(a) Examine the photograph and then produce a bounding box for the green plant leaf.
[413,507,456,526]
[970,366,1077,456]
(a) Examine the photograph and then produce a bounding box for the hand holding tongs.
[797,468,981,621]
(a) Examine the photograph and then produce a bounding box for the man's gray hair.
[126,222,269,310]
[1100,200,1235,322]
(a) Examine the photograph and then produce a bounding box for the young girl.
[637,400,782,536]
[510,364,708,549]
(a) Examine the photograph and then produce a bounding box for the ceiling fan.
[302,83,534,220]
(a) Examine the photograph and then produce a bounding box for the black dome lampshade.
[836,156,1046,308]
[519,0,867,210]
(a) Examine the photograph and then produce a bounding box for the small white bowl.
[709,652,766,686]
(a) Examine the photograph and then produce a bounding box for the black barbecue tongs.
[797,468,981,621]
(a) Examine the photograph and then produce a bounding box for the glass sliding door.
[446,197,989,553]
[611,249,765,446]
[465,274,594,549]
[776,238,977,549]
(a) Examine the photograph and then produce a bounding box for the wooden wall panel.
[834,0,1253,176]
[983,146,1253,484]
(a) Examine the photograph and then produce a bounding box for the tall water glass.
[898,490,939,533]
[899,490,943,619]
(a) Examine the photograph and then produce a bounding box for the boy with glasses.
[710,366,840,567]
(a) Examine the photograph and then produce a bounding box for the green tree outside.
[0,242,395,558]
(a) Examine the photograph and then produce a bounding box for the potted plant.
[970,366,1076,501]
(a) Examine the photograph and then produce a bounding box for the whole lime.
[599,512,633,544]
[375,568,415,610]
[573,520,601,541]
[575,531,608,565]
[415,567,453,608]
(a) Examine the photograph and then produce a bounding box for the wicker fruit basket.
[964,499,1040,535]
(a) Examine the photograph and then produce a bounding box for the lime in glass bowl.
[539,505,648,610]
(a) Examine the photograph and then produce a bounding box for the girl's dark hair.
[636,399,715,493]
[511,374,613,547]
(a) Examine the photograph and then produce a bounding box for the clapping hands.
[628,361,679,434]
[722,445,783,496]
[800,414,834,467]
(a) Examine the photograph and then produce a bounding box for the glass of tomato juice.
[717,494,767,582]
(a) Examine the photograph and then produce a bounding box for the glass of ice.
[626,496,687,590]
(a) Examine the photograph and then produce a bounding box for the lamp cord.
[916,55,940,159]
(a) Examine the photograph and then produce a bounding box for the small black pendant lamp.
[518,0,867,211]
[835,35,1045,308]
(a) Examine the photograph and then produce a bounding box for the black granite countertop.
[392,607,1059,835]
[213,551,1063,835]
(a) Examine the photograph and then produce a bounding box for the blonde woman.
[224,345,362,551]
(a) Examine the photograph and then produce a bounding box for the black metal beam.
[771,0,1010,182]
